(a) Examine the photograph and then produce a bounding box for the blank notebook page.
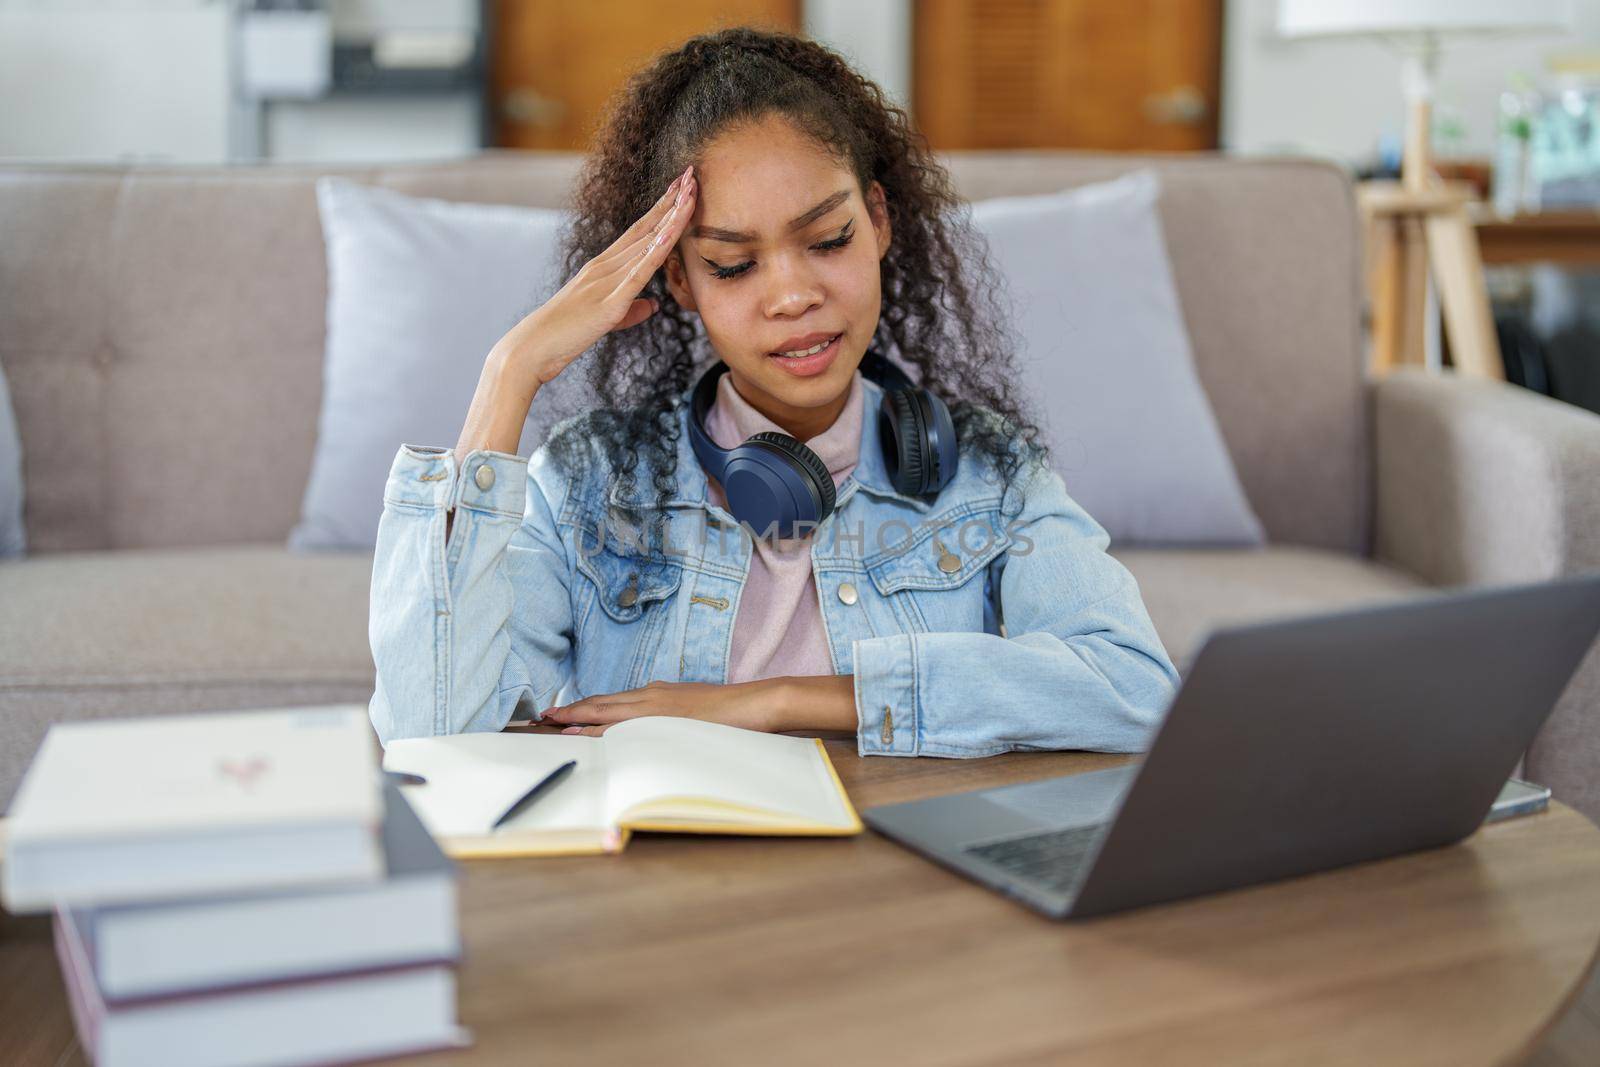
[601,718,853,828]
[384,733,608,836]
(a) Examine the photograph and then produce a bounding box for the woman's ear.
[663,248,699,313]
[867,180,891,260]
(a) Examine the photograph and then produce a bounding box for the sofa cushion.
[0,546,375,812]
[1111,546,1428,674]
[292,178,571,550]
[945,154,1369,555]
[973,170,1265,546]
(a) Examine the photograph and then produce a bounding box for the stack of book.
[1,705,468,1067]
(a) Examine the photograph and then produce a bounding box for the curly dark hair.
[544,25,1049,543]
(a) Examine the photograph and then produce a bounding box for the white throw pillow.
[970,169,1265,545]
[291,179,571,550]
[0,361,23,558]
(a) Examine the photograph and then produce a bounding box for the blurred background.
[0,0,1596,400]
[0,0,1588,167]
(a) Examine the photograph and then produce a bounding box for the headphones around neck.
[687,347,958,538]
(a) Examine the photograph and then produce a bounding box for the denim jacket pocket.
[863,506,1012,594]
[574,533,683,624]
[863,505,1011,634]
[570,530,684,692]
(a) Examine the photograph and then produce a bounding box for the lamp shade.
[1278,0,1573,38]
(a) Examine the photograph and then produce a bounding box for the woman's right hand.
[494,163,698,390]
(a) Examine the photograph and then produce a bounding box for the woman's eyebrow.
[690,189,851,243]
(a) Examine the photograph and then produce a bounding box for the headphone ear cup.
[745,431,837,523]
[920,389,958,493]
[881,389,928,495]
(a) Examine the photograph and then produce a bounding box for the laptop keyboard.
[962,823,1106,896]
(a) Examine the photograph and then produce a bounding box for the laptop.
[863,573,1600,920]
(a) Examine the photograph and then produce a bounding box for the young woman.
[368,27,1179,756]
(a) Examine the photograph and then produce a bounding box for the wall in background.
[264,96,479,163]
[1220,0,1599,162]
[803,0,911,111]
[0,2,230,163]
[0,0,904,165]
[0,0,910,165]
[0,0,478,165]
[259,0,478,162]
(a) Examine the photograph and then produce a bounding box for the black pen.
[384,770,428,787]
[491,760,578,831]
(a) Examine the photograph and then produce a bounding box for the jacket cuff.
[383,445,525,517]
[851,635,920,756]
[452,449,527,518]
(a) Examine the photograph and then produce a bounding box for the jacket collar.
[605,370,933,513]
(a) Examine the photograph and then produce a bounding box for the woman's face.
[664,113,891,439]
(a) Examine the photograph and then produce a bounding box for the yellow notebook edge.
[622,819,860,837]
[815,737,865,834]
[441,826,630,859]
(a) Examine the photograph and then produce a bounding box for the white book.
[55,904,469,1067]
[69,782,457,1000]
[383,716,862,857]
[3,705,384,914]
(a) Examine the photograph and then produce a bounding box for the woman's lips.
[766,332,842,378]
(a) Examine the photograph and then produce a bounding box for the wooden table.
[5,745,1600,1066]
[1473,208,1600,268]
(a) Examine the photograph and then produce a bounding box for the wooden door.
[491,1,801,151]
[914,0,1223,151]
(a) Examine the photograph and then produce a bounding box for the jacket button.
[837,582,858,605]
[938,551,961,574]
[474,464,496,491]
[618,574,639,608]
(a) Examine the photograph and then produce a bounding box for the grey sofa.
[3,151,1598,821]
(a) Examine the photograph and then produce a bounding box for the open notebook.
[381,717,862,857]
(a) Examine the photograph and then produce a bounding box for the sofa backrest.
[0,151,1367,556]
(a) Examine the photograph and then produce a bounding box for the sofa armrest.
[1372,367,1600,822]
[1373,368,1600,587]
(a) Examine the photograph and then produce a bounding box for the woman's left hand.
[539,679,786,737]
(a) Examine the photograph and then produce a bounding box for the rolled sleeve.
[369,441,577,746]
[452,449,529,518]
[851,634,920,756]
[383,444,526,517]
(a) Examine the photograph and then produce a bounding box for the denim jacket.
[367,373,1180,757]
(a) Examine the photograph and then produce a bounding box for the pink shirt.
[703,368,864,684]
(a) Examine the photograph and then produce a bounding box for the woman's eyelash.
[706,222,855,280]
